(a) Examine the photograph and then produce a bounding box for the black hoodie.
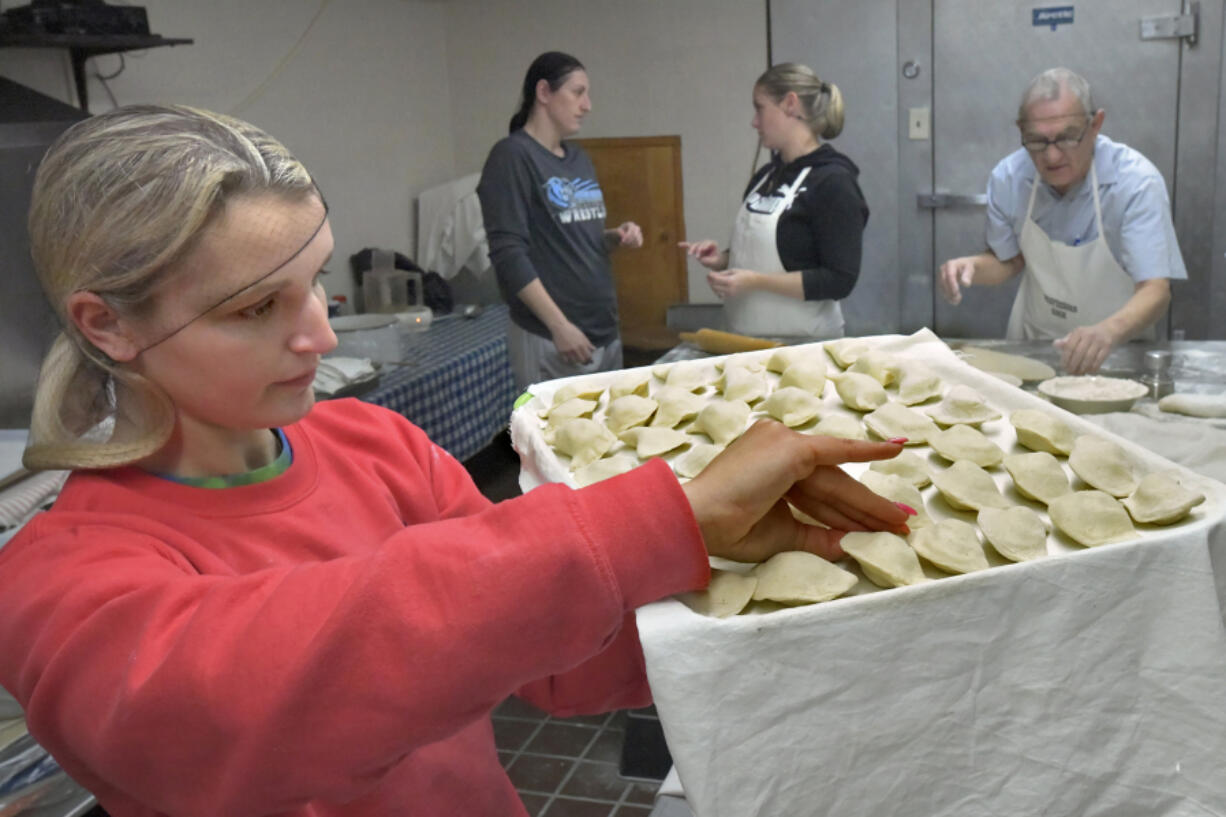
[740,143,869,302]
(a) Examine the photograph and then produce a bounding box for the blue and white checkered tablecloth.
[360,305,515,462]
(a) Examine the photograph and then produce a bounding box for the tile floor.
[469,429,671,816]
[493,697,662,817]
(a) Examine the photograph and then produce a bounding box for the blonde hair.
[756,62,845,140]
[24,104,316,472]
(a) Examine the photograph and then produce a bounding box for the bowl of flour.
[1038,375,1149,414]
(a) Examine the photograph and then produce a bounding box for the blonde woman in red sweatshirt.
[0,105,909,817]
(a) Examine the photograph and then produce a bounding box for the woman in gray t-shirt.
[478,51,642,391]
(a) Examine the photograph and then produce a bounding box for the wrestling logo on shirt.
[543,176,607,224]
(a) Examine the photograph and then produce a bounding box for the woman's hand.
[607,222,644,249]
[678,240,728,271]
[706,268,758,299]
[549,319,595,364]
[681,420,911,564]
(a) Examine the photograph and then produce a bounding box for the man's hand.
[678,240,728,271]
[681,420,911,564]
[1054,323,1116,374]
[549,320,595,364]
[938,252,1023,304]
[1052,278,1169,373]
[706,269,757,300]
[938,256,977,305]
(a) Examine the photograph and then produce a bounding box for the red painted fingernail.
[895,502,917,516]
[887,437,908,445]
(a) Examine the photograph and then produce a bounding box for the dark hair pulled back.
[509,51,586,133]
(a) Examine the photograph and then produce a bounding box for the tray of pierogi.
[508,328,1226,817]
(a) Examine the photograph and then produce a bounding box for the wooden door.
[578,136,687,351]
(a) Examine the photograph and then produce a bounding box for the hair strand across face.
[24,105,318,471]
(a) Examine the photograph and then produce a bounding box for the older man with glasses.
[938,67,1187,374]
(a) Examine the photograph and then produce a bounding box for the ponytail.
[755,62,845,141]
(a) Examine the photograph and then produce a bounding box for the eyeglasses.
[1021,120,1091,154]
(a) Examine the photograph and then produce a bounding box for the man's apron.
[1006,163,1148,340]
[724,166,844,339]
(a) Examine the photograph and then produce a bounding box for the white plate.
[328,314,400,363]
[1038,375,1148,414]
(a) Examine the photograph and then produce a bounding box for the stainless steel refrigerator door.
[929,0,1185,338]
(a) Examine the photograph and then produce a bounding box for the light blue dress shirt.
[985,134,1187,284]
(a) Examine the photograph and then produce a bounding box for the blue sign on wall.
[1033,6,1075,30]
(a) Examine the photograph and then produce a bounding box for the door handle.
[917,193,987,209]
[1140,2,1198,46]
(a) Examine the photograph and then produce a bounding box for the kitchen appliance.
[361,248,432,332]
[1,0,150,36]
[392,269,432,333]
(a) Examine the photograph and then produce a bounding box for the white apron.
[1006,163,1150,340]
[724,166,844,338]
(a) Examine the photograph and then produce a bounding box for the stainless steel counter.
[656,337,1226,402]
[945,339,1226,397]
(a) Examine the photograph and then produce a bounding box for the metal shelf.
[0,32,192,109]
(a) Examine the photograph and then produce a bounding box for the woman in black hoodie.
[681,63,868,339]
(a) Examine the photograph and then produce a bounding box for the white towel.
[314,357,378,396]
[417,173,491,280]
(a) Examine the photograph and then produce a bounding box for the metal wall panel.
[932,0,1183,338]
[768,0,904,335]
[770,0,1224,339]
[898,0,937,333]
[1180,0,1225,339]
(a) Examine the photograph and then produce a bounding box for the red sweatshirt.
[0,399,709,817]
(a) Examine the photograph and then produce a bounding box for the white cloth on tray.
[512,328,1226,817]
[1083,409,1226,485]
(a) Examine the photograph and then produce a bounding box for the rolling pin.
[678,328,782,354]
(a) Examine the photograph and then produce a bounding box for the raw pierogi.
[863,402,939,445]
[928,424,1005,468]
[749,551,858,605]
[840,531,927,588]
[868,450,931,488]
[833,372,888,412]
[978,506,1048,562]
[1121,472,1206,525]
[1048,490,1138,547]
[908,518,989,574]
[1068,435,1139,498]
[925,384,1001,427]
[931,460,1011,511]
[764,386,824,427]
[1010,409,1076,456]
[1002,451,1071,505]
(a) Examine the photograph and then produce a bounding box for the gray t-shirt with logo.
[477,130,617,346]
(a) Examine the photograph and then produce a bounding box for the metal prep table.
[656,336,1226,399]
